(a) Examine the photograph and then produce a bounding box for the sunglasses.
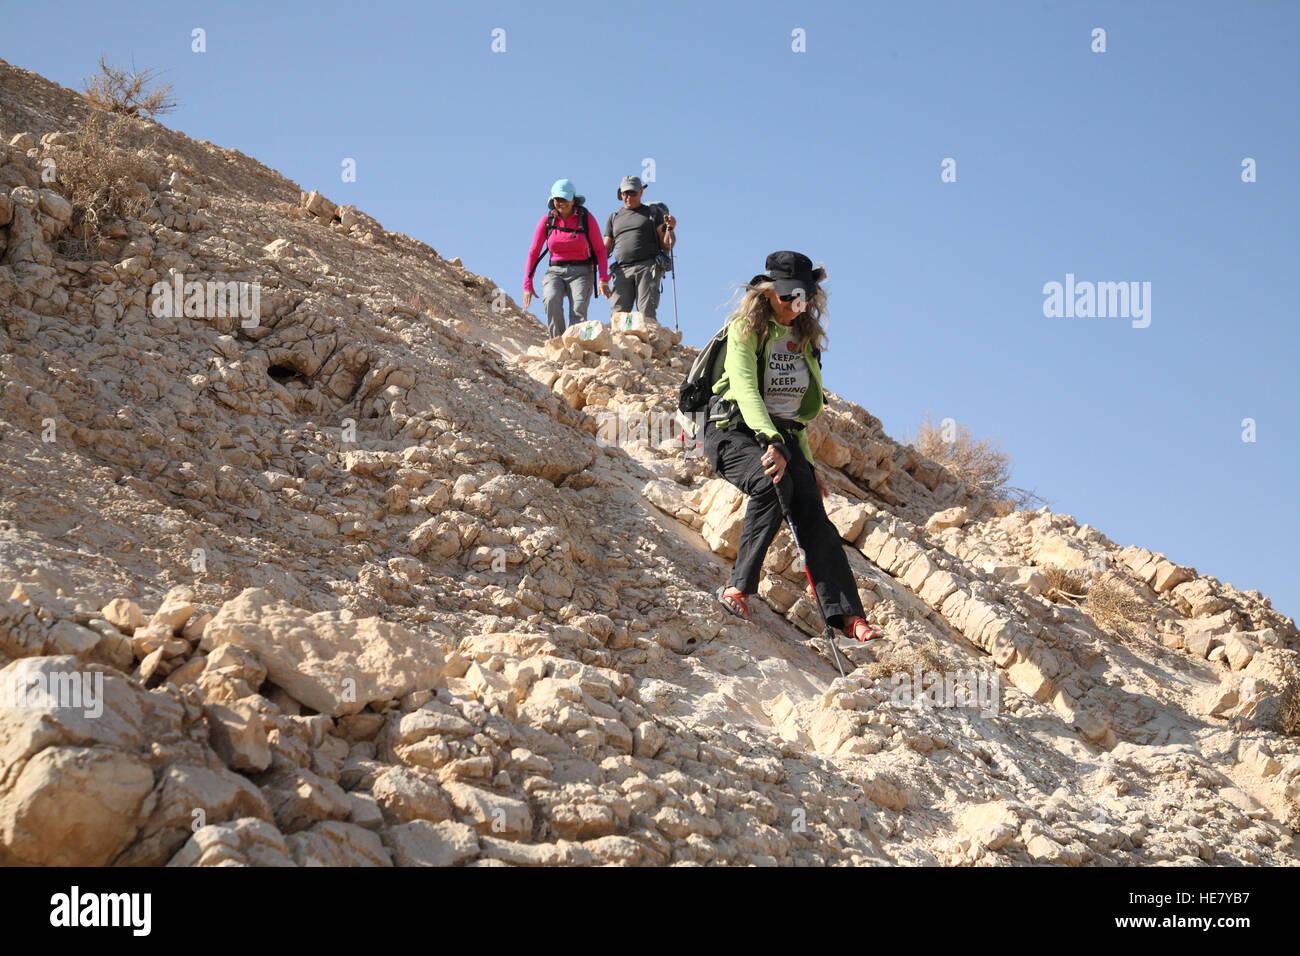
[621,190,640,198]
[778,291,807,302]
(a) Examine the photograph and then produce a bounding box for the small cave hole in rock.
[267,364,304,384]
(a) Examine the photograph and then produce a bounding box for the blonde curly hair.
[725,271,828,352]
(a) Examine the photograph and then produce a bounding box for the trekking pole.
[772,470,846,678]
[668,240,679,331]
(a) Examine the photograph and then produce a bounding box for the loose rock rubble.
[1,58,1298,866]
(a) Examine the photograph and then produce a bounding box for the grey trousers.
[542,261,595,338]
[610,260,660,319]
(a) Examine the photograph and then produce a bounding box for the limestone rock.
[167,817,294,867]
[1033,534,1092,571]
[1221,632,1258,671]
[285,821,392,866]
[610,311,650,341]
[960,801,1021,851]
[201,588,445,716]
[0,655,197,866]
[259,768,352,834]
[372,766,455,824]
[102,597,146,634]
[385,820,480,866]
[0,746,154,866]
[925,506,969,533]
[118,762,273,866]
[1198,680,1240,718]
[561,320,610,351]
[442,781,532,839]
[204,701,272,772]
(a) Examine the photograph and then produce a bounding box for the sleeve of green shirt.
[724,319,781,444]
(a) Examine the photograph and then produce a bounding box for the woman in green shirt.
[704,251,884,644]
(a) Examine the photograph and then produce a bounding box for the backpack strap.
[529,210,558,280]
[578,207,599,297]
[578,207,594,259]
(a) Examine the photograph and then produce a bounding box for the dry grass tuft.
[1042,567,1088,605]
[83,55,177,119]
[862,641,946,683]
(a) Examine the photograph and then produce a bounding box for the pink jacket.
[524,210,610,293]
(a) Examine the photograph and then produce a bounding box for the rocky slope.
[1,57,1297,866]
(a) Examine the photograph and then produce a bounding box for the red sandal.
[716,586,751,621]
[846,617,885,642]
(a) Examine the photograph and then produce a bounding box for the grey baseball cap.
[617,175,645,198]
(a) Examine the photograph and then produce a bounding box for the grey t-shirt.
[604,205,665,266]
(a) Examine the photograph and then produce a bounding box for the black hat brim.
[771,277,818,298]
[751,271,824,297]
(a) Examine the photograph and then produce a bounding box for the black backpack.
[677,322,768,438]
[529,203,600,297]
[644,201,673,275]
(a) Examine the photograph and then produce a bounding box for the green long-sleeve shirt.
[711,316,824,464]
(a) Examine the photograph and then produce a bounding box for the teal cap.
[550,178,584,205]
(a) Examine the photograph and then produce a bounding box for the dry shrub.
[1042,568,1088,605]
[1278,669,1300,737]
[50,111,160,249]
[1085,572,1151,640]
[913,413,1042,508]
[1042,568,1151,641]
[83,55,176,119]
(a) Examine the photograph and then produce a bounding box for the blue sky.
[7,1,1297,621]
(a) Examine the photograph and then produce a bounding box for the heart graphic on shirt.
[786,340,796,351]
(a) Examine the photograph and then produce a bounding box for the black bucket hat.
[749,251,825,298]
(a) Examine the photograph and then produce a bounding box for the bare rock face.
[0,655,206,865]
[0,57,1297,868]
[201,588,446,716]
[167,818,295,867]
[384,819,479,866]
[285,820,392,866]
[118,763,273,866]
[2,746,155,866]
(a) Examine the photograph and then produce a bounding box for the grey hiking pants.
[703,415,865,631]
[542,260,595,338]
[609,259,660,319]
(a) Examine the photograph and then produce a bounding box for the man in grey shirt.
[603,175,677,320]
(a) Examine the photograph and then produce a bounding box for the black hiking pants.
[702,417,865,632]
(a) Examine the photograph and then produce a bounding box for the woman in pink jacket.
[523,179,611,338]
